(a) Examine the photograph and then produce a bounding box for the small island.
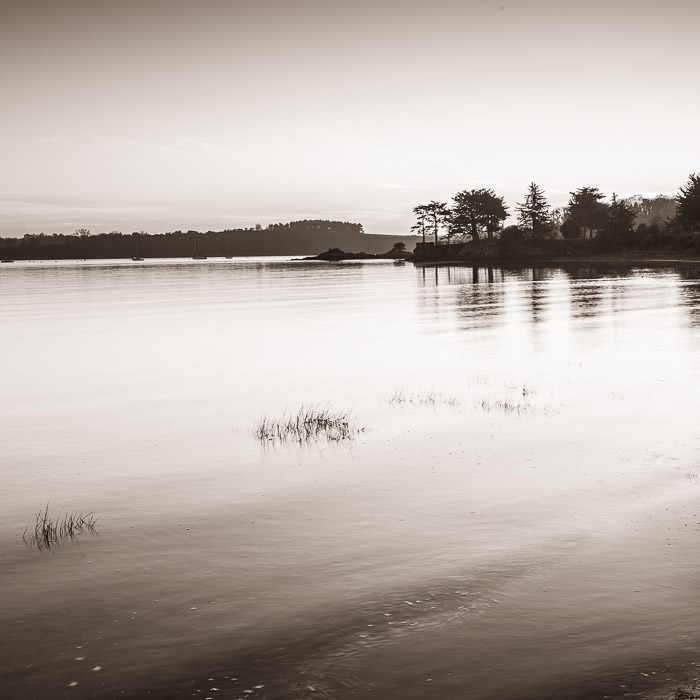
[301,242,412,261]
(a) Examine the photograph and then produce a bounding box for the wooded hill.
[0,220,420,260]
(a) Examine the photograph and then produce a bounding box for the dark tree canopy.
[421,201,451,245]
[563,187,608,239]
[451,188,508,241]
[481,191,509,240]
[605,194,636,242]
[411,204,429,243]
[676,173,700,232]
[410,173,700,253]
[516,183,552,238]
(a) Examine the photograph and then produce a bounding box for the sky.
[1,0,699,237]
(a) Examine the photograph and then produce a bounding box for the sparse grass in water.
[475,381,541,416]
[252,405,363,444]
[521,381,535,397]
[23,504,99,551]
[387,390,462,409]
[475,397,531,415]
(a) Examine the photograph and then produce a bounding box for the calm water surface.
[2,258,700,700]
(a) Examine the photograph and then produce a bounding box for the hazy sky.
[1,0,698,236]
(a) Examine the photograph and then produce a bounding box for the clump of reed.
[387,389,462,409]
[23,504,99,551]
[474,380,542,416]
[521,381,535,398]
[475,397,532,415]
[252,405,363,444]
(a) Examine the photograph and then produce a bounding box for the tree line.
[0,220,403,261]
[412,173,700,251]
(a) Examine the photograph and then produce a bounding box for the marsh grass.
[521,381,535,398]
[23,504,99,551]
[387,390,462,409]
[474,397,532,415]
[252,405,363,445]
[474,381,544,416]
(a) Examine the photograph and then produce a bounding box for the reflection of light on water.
[2,261,700,699]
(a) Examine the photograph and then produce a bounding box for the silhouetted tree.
[423,201,451,244]
[451,188,508,241]
[411,204,429,243]
[451,190,482,241]
[676,173,700,233]
[563,187,608,239]
[75,228,91,237]
[482,191,509,240]
[516,183,552,238]
[605,194,636,243]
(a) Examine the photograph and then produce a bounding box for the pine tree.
[676,173,700,233]
[606,193,636,242]
[516,183,552,238]
[411,204,428,243]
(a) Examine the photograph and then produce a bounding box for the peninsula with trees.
[410,173,700,263]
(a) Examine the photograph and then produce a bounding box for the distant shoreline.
[0,221,420,261]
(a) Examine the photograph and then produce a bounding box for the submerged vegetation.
[387,382,537,415]
[387,389,462,409]
[474,397,534,416]
[252,405,363,445]
[23,504,98,551]
[475,382,540,416]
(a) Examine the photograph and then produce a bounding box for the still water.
[2,258,700,700]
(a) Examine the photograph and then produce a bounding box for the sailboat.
[192,235,207,260]
[131,238,144,261]
[225,241,233,259]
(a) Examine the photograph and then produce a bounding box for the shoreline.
[411,252,700,267]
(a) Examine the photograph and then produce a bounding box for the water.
[2,258,700,699]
